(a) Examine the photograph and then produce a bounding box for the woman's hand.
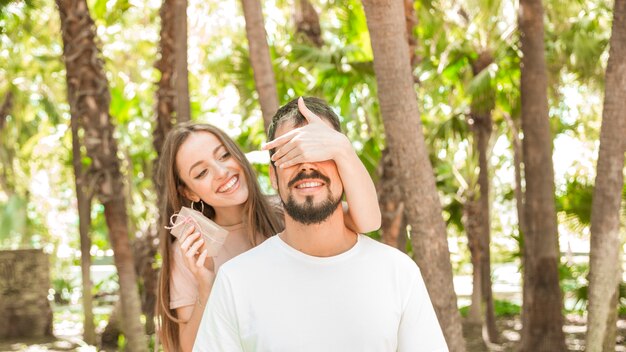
[262,97,351,169]
[179,225,216,299]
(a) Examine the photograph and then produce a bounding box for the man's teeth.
[219,176,238,192]
[296,182,322,189]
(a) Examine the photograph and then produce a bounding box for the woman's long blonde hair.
[155,122,283,351]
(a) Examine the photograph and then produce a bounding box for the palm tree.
[294,0,323,47]
[377,0,418,251]
[586,0,626,350]
[361,0,465,350]
[155,0,176,146]
[468,50,499,344]
[240,0,279,130]
[56,0,148,350]
[518,0,566,350]
[70,111,96,345]
[173,0,190,121]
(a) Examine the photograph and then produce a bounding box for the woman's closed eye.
[219,152,231,161]
[194,169,208,179]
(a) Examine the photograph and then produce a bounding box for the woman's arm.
[263,97,381,233]
[176,229,216,351]
[176,296,210,352]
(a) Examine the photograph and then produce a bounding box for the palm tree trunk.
[504,113,527,239]
[377,0,419,252]
[240,0,279,130]
[464,196,483,324]
[155,0,176,149]
[70,112,96,345]
[470,51,499,344]
[361,1,465,350]
[294,0,323,47]
[173,0,190,121]
[518,0,566,350]
[586,1,626,350]
[404,0,418,69]
[0,91,14,195]
[56,1,148,350]
[100,300,122,351]
[0,91,13,131]
[377,149,406,251]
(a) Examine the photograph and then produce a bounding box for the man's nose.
[298,162,317,172]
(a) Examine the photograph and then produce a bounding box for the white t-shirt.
[193,234,448,352]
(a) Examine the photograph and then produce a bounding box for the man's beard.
[280,170,342,225]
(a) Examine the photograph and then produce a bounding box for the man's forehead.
[274,119,299,138]
[273,117,336,138]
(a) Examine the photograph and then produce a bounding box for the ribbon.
[164,213,200,238]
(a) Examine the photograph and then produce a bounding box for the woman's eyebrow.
[188,144,226,176]
[213,144,226,156]
[188,160,205,176]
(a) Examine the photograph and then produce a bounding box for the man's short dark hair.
[267,97,342,164]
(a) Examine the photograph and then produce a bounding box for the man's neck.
[279,207,358,257]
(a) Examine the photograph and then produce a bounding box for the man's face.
[270,120,344,225]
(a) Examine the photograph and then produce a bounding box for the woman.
[156,112,380,351]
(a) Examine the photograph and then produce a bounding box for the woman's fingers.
[180,231,200,252]
[275,147,305,168]
[185,238,205,258]
[178,224,196,243]
[196,249,208,268]
[297,97,323,124]
[272,139,301,163]
[262,130,296,151]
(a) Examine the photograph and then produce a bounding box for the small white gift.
[166,206,229,257]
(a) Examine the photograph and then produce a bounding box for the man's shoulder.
[218,235,279,275]
[359,235,415,264]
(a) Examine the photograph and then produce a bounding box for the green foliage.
[0,195,27,245]
[556,177,593,228]
[459,299,521,317]
[52,276,75,304]
[559,261,589,312]
[544,0,612,87]
[559,260,626,315]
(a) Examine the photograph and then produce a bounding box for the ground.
[462,314,626,352]
[0,308,624,351]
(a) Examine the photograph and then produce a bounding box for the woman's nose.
[213,162,229,179]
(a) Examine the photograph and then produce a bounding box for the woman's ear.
[179,185,200,204]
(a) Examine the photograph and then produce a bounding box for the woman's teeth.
[219,176,238,192]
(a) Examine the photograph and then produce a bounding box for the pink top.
[169,222,248,309]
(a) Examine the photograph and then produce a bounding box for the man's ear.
[269,165,278,190]
[179,185,200,204]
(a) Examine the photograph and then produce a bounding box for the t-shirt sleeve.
[193,269,243,352]
[397,267,449,352]
[169,244,198,309]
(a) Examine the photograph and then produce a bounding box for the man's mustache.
[287,170,331,188]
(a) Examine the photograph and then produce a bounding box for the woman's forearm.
[336,145,381,233]
[178,283,213,351]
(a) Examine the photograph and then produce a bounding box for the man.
[193,97,448,352]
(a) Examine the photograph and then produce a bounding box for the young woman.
[156,110,380,351]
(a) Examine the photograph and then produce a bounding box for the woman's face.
[176,132,249,213]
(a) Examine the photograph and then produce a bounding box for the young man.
[193,97,448,352]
